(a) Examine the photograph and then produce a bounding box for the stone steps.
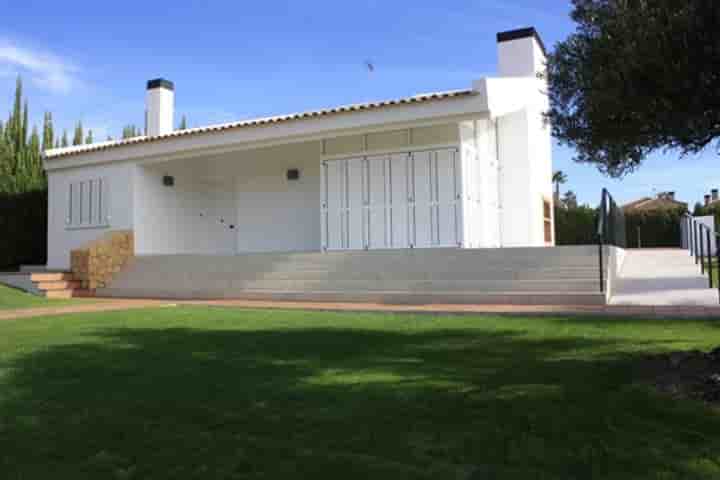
[100,246,606,305]
[30,272,95,299]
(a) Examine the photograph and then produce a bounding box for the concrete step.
[20,265,48,273]
[215,278,602,293]
[36,281,82,291]
[202,268,600,282]
[45,289,95,299]
[103,247,607,305]
[100,288,605,305]
[31,272,74,283]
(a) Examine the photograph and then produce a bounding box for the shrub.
[624,208,685,248]
[0,189,47,269]
[554,206,598,245]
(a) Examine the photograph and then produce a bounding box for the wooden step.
[36,281,82,291]
[45,289,95,299]
[31,272,74,283]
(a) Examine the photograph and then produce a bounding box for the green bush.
[555,205,686,248]
[554,206,598,245]
[624,208,684,248]
[0,189,47,269]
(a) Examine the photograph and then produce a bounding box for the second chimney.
[705,194,711,206]
[496,27,547,78]
[145,78,174,137]
[713,189,718,201]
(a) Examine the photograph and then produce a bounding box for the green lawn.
[1,307,720,479]
[0,283,79,310]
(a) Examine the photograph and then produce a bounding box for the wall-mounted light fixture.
[286,168,300,181]
[163,175,175,187]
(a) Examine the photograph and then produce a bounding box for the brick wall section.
[70,230,134,290]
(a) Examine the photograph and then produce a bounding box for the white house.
[44,27,554,273]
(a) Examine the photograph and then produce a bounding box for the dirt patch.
[637,347,720,405]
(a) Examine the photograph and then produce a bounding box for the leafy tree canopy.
[547,0,720,177]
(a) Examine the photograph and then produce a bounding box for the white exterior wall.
[46,162,135,270]
[496,105,553,247]
[134,166,237,255]
[235,142,322,253]
[498,110,532,246]
[458,118,501,248]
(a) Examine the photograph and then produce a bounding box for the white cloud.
[0,42,79,94]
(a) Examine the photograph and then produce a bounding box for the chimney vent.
[712,189,718,201]
[145,78,175,137]
[705,194,711,206]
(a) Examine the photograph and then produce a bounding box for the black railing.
[682,213,720,303]
[596,188,626,292]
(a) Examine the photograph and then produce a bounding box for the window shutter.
[71,182,82,226]
[67,183,73,225]
[101,177,110,225]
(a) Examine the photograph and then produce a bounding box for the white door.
[323,148,458,250]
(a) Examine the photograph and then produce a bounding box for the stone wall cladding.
[70,230,134,290]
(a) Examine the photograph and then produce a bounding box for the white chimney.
[497,27,547,78]
[145,78,174,137]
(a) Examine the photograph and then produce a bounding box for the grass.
[0,283,79,310]
[0,307,720,479]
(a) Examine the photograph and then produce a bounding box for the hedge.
[554,205,685,248]
[554,206,598,245]
[624,208,684,248]
[0,189,47,269]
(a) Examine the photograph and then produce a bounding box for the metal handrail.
[683,213,720,302]
[596,188,626,293]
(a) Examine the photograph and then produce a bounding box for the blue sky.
[1,0,717,207]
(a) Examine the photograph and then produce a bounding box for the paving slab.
[610,249,719,306]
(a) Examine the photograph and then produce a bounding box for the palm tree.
[552,170,567,205]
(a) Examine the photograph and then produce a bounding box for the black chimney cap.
[147,78,174,91]
[496,27,547,57]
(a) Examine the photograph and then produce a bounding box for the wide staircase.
[99,246,606,305]
[30,272,95,299]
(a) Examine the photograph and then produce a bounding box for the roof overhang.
[44,76,546,172]
[45,89,492,171]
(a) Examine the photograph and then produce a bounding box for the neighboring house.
[623,192,688,212]
[701,189,720,209]
[43,27,554,272]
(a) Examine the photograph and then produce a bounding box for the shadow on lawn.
[1,324,719,479]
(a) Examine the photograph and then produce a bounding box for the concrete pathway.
[1,297,719,321]
[611,249,719,306]
[0,299,170,321]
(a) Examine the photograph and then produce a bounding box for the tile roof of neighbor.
[622,197,688,211]
[45,89,477,160]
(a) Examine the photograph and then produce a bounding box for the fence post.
[700,225,705,275]
[716,237,720,303]
[707,227,713,288]
[695,221,700,264]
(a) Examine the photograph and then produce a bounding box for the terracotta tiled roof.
[45,89,476,160]
[623,197,688,211]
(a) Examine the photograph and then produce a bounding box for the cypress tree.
[61,130,69,148]
[21,101,28,152]
[10,76,22,153]
[179,115,187,130]
[42,112,54,151]
[72,121,83,146]
[85,129,93,145]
